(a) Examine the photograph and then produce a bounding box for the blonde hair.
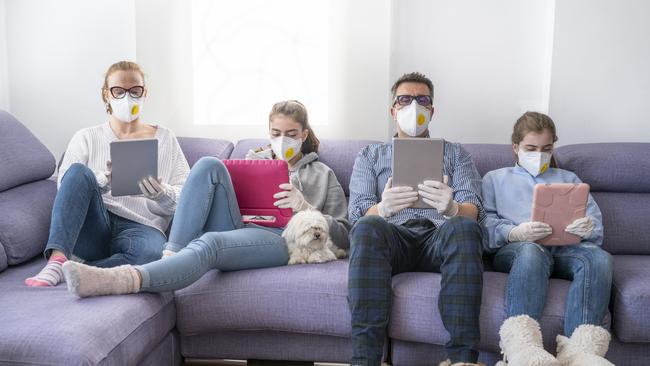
[512,111,559,168]
[269,100,320,154]
[101,61,145,114]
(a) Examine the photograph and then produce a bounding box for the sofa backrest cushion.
[461,144,515,176]
[230,139,380,196]
[0,180,57,268]
[555,143,650,193]
[0,110,56,192]
[176,137,234,167]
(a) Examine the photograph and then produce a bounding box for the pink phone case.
[531,183,590,246]
[222,159,293,228]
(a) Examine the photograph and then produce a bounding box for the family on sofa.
[25,61,613,366]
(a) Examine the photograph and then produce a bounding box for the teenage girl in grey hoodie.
[62,100,351,297]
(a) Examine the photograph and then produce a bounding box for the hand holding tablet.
[109,138,158,197]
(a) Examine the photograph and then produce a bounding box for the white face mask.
[396,100,431,137]
[271,136,303,161]
[518,149,552,177]
[109,95,142,123]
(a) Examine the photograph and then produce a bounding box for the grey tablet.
[392,137,445,209]
[110,138,158,197]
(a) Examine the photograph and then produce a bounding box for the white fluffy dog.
[282,210,347,265]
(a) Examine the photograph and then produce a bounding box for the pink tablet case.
[531,183,590,246]
[222,159,293,228]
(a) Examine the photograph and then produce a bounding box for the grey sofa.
[1,110,649,365]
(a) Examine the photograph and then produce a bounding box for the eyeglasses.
[393,94,432,107]
[109,86,144,99]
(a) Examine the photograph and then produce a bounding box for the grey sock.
[62,261,141,298]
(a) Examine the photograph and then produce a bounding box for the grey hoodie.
[245,148,351,248]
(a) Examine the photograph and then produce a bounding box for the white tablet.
[110,138,158,197]
[392,137,445,209]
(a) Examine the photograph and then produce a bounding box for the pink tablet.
[531,183,590,246]
[223,159,293,228]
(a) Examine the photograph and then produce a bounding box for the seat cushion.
[0,258,176,365]
[174,260,351,338]
[389,271,610,353]
[0,110,56,192]
[0,180,57,267]
[611,255,650,342]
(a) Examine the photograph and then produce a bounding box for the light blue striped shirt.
[348,141,485,226]
[482,166,604,252]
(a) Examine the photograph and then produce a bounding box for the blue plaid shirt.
[348,140,485,226]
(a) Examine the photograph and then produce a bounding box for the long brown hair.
[101,61,145,114]
[269,100,320,154]
[512,111,559,168]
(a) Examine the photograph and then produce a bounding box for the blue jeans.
[45,163,166,267]
[136,157,289,292]
[348,216,484,365]
[492,241,613,336]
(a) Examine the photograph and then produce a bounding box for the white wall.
[0,0,10,111]
[134,0,391,143]
[390,0,556,144]
[549,0,650,143]
[4,0,137,159]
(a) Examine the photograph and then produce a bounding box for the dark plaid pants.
[348,216,484,365]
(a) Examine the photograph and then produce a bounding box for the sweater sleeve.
[482,171,517,251]
[321,169,352,249]
[58,130,110,193]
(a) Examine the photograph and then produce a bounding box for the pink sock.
[25,255,67,287]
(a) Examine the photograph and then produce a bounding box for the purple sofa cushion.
[176,137,234,167]
[0,110,56,192]
[174,260,351,338]
[0,258,177,365]
[611,255,650,342]
[555,143,650,193]
[462,144,515,177]
[0,180,56,267]
[0,244,6,273]
[593,192,650,254]
[231,139,380,196]
[389,271,611,354]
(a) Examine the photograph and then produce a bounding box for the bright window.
[191,0,328,126]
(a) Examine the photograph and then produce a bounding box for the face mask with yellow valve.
[270,135,303,162]
[396,99,431,137]
[518,150,552,177]
[109,95,142,123]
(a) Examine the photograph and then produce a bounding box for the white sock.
[62,261,141,298]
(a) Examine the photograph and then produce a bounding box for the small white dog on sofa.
[282,210,347,265]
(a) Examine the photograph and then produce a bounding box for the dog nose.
[314,232,321,238]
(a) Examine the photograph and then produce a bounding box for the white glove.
[508,221,553,243]
[417,175,459,217]
[161,249,176,258]
[377,177,419,218]
[139,176,169,201]
[565,216,593,239]
[273,183,313,212]
[95,160,112,189]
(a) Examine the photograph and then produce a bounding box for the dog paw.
[288,255,307,265]
[307,249,336,264]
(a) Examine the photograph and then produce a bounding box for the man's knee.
[437,216,483,254]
